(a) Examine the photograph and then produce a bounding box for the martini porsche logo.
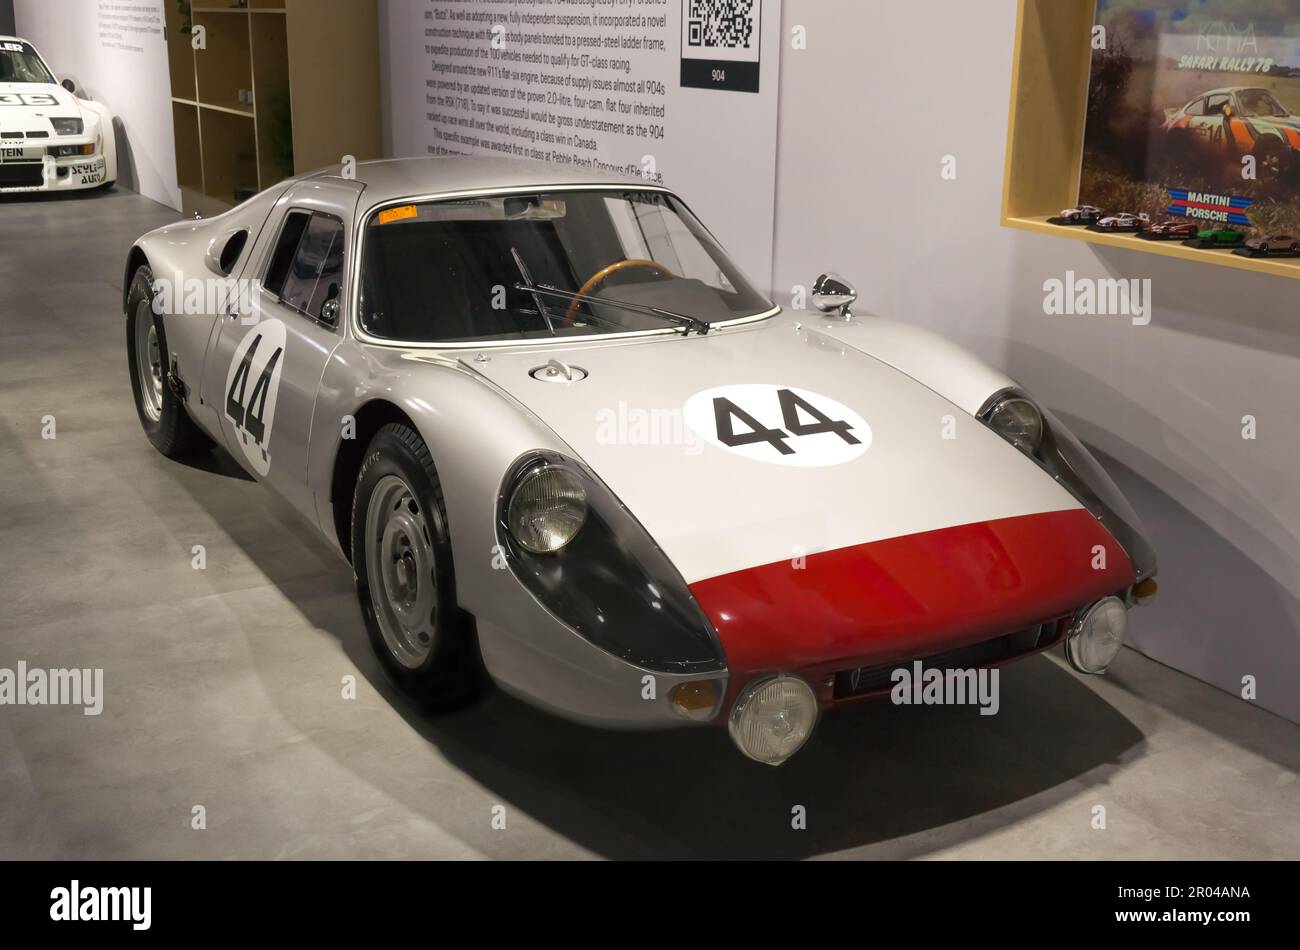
[683,384,871,467]
[224,319,286,477]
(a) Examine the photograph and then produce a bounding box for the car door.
[204,178,360,523]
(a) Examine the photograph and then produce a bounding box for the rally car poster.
[1080,0,1300,235]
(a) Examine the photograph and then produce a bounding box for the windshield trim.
[348,183,778,350]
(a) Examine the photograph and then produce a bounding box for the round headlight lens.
[507,465,588,554]
[1065,596,1128,674]
[987,396,1044,454]
[728,675,818,766]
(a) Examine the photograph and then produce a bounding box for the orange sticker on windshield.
[378,205,417,225]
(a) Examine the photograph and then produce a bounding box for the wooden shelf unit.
[1001,0,1300,281]
[165,0,381,214]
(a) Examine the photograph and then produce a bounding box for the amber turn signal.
[1131,577,1158,604]
[671,680,721,721]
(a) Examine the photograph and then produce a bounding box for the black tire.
[125,265,212,458]
[351,423,484,706]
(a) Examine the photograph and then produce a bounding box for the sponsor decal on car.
[68,158,105,184]
[0,92,58,106]
[683,383,870,467]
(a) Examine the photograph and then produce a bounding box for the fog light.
[1065,596,1128,674]
[671,680,720,721]
[727,675,818,766]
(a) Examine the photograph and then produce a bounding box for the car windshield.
[1238,89,1287,117]
[0,42,54,84]
[358,189,774,343]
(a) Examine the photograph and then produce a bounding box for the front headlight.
[50,117,83,136]
[983,393,1044,454]
[497,452,724,673]
[507,463,587,554]
[976,387,1158,583]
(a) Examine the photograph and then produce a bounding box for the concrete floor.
[1,188,1298,860]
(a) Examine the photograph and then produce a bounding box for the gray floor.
[1,189,1298,860]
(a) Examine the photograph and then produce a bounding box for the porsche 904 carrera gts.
[123,158,1157,765]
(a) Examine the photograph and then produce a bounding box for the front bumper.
[0,152,108,193]
[689,508,1137,716]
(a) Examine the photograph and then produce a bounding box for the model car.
[0,36,116,193]
[1243,233,1299,255]
[1095,212,1149,232]
[1143,220,1197,240]
[1057,204,1103,225]
[1196,226,1245,245]
[122,158,1157,766]
[1161,86,1300,182]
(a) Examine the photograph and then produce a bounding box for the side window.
[1185,98,1206,117]
[1206,95,1230,116]
[263,210,345,323]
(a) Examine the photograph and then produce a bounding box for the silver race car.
[124,158,1157,765]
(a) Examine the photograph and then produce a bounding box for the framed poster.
[1080,0,1300,239]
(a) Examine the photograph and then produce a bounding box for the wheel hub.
[366,475,437,668]
[134,300,164,423]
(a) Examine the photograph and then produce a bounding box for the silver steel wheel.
[365,474,437,669]
[134,300,163,422]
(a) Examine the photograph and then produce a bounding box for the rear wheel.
[125,265,211,457]
[351,423,483,706]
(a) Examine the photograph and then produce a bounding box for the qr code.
[687,0,755,50]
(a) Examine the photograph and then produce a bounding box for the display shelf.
[193,10,253,121]
[172,101,203,195]
[1000,0,1300,281]
[199,107,258,206]
[165,0,380,214]
[251,10,292,188]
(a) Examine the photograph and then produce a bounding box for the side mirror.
[811,273,858,319]
[320,295,340,327]
[60,78,76,94]
[1223,105,1234,118]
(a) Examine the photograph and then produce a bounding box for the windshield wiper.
[513,282,711,336]
[510,248,557,337]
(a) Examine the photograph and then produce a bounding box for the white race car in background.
[0,36,116,194]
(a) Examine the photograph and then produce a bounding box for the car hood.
[0,82,82,131]
[463,316,1086,586]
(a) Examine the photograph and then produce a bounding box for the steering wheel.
[562,259,674,326]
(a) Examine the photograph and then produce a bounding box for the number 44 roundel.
[224,319,287,477]
[684,384,872,467]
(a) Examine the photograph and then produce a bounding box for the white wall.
[774,0,1300,724]
[14,0,180,208]
[378,0,783,288]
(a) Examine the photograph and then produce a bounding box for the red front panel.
[689,509,1135,680]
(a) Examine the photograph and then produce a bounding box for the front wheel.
[125,265,211,457]
[351,423,483,706]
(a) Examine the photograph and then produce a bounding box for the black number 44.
[226,335,283,446]
[713,389,860,456]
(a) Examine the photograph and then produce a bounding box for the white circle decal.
[683,384,871,467]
